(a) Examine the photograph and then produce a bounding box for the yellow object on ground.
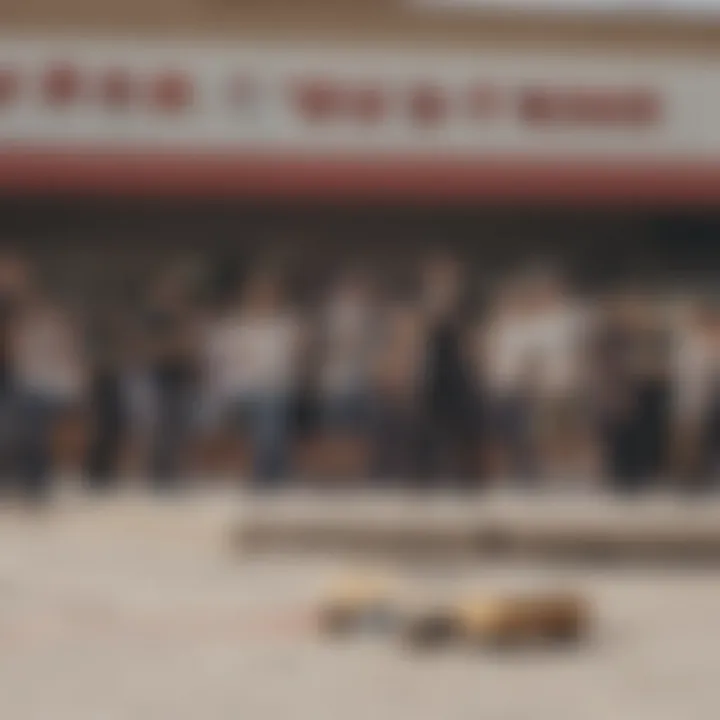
[455,592,589,645]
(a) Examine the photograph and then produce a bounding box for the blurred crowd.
[1,249,720,501]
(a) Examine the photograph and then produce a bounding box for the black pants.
[15,391,59,502]
[0,382,17,491]
[413,399,480,489]
[0,386,59,502]
[605,379,669,492]
[687,394,720,491]
[370,398,419,484]
[86,372,126,490]
[635,379,669,482]
[604,416,643,491]
[149,374,195,489]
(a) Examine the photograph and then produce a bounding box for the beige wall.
[2,0,720,55]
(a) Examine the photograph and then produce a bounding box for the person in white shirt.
[316,271,376,480]
[481,278,539,482]
[671,299,720,486]
[15,303,85,405]
[205,271,301,486]
[13,280,85,500]
[521,268,592,482]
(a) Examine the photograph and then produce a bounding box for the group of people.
[1,249,720,500]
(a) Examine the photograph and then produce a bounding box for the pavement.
[1,489,720,720]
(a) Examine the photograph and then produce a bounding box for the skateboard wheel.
[532,594,589,642]
[318,574,398,636]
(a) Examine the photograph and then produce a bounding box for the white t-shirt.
[526,303,589,398]
[484,313,537,395]
[673,327,718,424]
[14,309,85,401]
[205,311,300,397]
[319,299,372,395]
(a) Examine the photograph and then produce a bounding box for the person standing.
[671,299,720,490]
[316,271,376,481]
[84,303,131,491]
[698,307,720,489]
[522,268,592,484]
[0,254,27,488]
[13,280,85,501]
[627,298,672,488]
[209,272,301,488]
[416,255,479,489]
[481,278,539,483]
[593,292,669,493]
[144,269,202,490]
[369,301,425,484]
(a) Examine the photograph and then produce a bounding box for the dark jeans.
[0,383,16,487]
[233,394,291,487]
[488,393,536,481]
[413,409,479,489]
[370,397,419,484]
[684,394,720,492]
[635,379,669,482]
[150,376,196,489]
[321,390,370,435]
[603,416,641,491]
[15,390,61,501]
[86,372,127,490]
[605,379,669,493]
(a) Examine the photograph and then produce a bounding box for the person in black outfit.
[633,317,671,485]
[700,374,720,488]
[144,270,201,490]
[594,294,669,493]
[85,304,130,491]
[0,254,24,489]
[415,255,480,489]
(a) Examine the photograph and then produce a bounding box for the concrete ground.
[1,489,719,720]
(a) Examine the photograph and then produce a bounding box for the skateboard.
[318,574,590,650]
